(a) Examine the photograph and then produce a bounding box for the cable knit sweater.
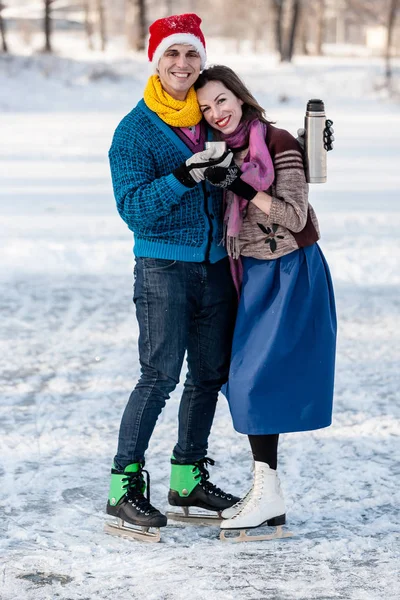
[108,99,226,263]
[238,125,320,260]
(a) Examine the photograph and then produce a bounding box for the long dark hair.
[195,65,273,126]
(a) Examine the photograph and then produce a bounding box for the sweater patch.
[257,223,285,253]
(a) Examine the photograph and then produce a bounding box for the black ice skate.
[105,463,167,542]
[167,457,240,526]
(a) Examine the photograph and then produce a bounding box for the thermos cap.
[307,99,325,112]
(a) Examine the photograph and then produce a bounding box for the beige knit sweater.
[237,124,320,260]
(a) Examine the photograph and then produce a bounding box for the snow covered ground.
[1,42,399,599]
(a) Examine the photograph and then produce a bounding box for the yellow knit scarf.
[143,74,202,127]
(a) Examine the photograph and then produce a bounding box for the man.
[106,13,239,541]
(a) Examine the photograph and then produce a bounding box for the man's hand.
[173,146,233,188]
[204,163,258,201]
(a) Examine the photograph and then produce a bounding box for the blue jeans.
[114,257,236,469]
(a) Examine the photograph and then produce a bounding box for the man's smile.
[171,72,191,79]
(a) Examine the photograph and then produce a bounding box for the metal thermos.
[304,99,327,183]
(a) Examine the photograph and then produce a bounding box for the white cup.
[205,141,227,152]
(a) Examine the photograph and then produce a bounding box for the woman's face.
[197,80,243,135]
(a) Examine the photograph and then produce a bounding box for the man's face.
[157,44,201,101]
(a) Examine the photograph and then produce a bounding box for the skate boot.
[221,486,253,520]
[221,460,255,520]
[104,463,167,542]
[167,457,240,526]
[220,461,292,542]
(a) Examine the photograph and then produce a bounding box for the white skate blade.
[167,506,222,527]
[104,518,161,543]
[220,525,293,543]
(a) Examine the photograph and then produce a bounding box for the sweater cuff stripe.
[165,173,194,197]
[268,197,286,224]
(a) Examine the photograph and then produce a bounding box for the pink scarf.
[219,119,275,296]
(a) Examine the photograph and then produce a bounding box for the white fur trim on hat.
[152,33,206,71]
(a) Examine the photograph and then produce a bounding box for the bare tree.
[315,0,325,55]
[0,2,8,53]
[271,0,284,56]
[84,0,94,50]
[126,0,147,52]
[345,0,389,25]
[272,0,302,62]
[165,0,174,14]
[43,0,53,53]
[385,0,398,85]
[96,0,106,51]
[137,0,147,52]
[283,0,301,61]
[251,2,270,53]
[298,0,310,55]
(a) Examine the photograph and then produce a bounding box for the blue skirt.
[224,244,337,435]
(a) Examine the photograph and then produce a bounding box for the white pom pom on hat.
[148,13,207,70]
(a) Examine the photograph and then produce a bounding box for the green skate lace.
[194,457,233,501]
[122,469,159,516]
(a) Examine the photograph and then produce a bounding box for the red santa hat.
[148,13,207,71]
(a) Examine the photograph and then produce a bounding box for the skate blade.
[104,519,161,543]
[167,506,222,527]
[220,525,293,543]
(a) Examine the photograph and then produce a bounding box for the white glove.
[174,146,233,187]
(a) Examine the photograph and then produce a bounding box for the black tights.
[248,434,279,470]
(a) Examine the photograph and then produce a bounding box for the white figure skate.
[220,462,293,542]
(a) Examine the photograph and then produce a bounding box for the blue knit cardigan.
[109,100,227,263]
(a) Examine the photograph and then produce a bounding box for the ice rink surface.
[1,46,399,599]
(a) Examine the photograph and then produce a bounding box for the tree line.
[0,0,398,75]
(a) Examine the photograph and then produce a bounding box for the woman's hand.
[204,163,258,201]
[296,120,335,151]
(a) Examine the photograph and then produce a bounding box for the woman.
[194,66,337,534]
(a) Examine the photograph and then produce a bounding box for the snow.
[1,38,400,600]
